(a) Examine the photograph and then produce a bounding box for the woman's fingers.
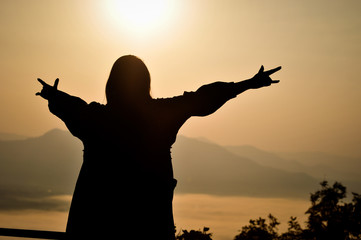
[37,78,59,89]
[53,78,59,89]
[37,78,48,86]
[258,65,265,73]
[264,66,282,76]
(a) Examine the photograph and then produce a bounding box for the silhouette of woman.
[36,55,281,240]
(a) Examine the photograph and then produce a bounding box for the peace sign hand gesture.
[249,65,281,89]
[36,78,59,100]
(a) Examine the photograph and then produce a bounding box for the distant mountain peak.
[42,128,68,137]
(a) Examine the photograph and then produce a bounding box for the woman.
[36,55,281,239]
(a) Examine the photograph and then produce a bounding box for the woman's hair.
[106,55,151,104]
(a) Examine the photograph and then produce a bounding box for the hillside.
[1,129,358,211]
[224,145,361,193]
[172,137,317,197]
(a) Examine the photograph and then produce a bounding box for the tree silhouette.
[176,227,213,240]
[231,181,361,240]
[234,214,280,240]
[349,192,361,239]
[304,181,361,240]
[177,181,361,240]
[279,216,303,240]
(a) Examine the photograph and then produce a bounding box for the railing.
[0,228,66,239]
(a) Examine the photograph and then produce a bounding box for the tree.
[348,192,361,239]
[177,181,361,240]
[232,181,361,240]
[176,227,213,240]
[304,181,361,240]
[279,216,303,240]
[234,214,280,240]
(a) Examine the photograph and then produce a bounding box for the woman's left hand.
[249,66,281,89]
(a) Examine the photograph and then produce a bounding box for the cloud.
[0,186,71,212]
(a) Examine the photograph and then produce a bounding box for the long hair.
[106,55,151,105]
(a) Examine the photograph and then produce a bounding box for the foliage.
[176,227,213,240]
[304,181,361,240]
[181,181,361,240]
[278,216,304,240]
[234,214,279,240]
[232,181,361,240]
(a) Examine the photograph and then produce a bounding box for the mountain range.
[0,129,360,211]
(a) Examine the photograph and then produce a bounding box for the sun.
[105,0,178,36]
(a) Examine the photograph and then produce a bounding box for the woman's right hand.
[36,78,59,100]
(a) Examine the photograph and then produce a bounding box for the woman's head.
[106,55,151,105]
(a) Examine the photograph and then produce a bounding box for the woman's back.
[64,98,188,239]
[36,56,281,239]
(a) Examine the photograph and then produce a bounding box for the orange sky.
[1,0,361,157]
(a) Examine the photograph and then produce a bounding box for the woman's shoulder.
[153,91,196,104]
[88,101,106,114]
[89,101,104,108]
[151,93,196,118]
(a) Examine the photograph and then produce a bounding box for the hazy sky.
[1,0,360,157]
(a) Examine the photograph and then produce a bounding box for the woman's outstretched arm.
[36,78,89,138]
[185,65,281,117]
[233,65,281,95]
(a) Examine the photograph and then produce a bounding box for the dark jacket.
[47,82,237,239]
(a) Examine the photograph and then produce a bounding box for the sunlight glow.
[105,0,178,36]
